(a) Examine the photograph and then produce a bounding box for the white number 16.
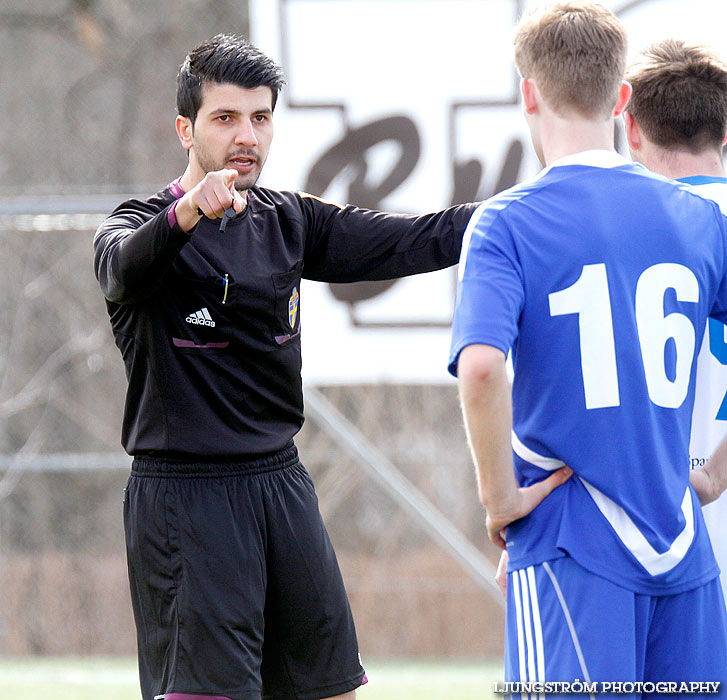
[548,263,699,410]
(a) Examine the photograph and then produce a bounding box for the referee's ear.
[176,114,194,152]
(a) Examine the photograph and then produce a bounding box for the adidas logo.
[185,307,216,327]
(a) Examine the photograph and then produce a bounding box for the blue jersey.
[683,175,727,605]
[449,150,727,594]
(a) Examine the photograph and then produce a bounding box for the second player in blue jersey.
[450,2,727,688]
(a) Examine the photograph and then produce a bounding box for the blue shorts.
[505,555,727,699]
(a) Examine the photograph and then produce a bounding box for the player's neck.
[540,115,617,166]
[641,147,726,181]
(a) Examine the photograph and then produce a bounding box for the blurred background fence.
[0,0,505,661]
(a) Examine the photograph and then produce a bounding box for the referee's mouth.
[228,152,259,173]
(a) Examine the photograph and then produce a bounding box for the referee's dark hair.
[177,34,286,124]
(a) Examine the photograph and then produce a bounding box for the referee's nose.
[235,118,259,147]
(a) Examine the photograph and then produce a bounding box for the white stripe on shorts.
[512,571,529,700]
[542,561,595,700]
[511,563,597,700]
[512,566,545,700]
[527,567,546,700]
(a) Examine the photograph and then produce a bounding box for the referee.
[94,34,477,700]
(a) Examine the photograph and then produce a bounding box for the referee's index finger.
[222,168,239,185]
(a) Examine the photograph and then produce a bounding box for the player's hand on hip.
[486,466,573,549]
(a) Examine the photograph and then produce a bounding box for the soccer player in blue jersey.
[625,38,727,606]
[449,2,727,690]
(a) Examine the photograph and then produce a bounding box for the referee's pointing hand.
[178,169,247,231]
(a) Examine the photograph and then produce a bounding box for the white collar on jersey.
[534,149,636,184]
[549,149,630,170]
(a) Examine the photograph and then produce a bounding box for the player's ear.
[623,111,641,151]
[613,80,632,118]
[520,78,538,115]
[176,115,194,151]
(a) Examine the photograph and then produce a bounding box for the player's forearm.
[693,434,727,505]
[457,344,520,514]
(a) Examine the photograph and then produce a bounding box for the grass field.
[0,656,504,700]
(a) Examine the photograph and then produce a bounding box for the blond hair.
[514,1,627,119]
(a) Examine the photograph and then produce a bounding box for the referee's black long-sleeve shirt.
[94,184,478,459]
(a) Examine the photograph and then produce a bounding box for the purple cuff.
[167,177,187,229]
[167,199,180,229]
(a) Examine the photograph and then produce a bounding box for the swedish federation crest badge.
[288,287,300,329]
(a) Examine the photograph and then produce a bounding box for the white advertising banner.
[249,0,727,384]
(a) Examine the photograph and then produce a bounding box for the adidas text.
[185,308,216,327]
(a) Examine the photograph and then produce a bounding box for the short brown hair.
[625,39,727,152]
[513,2,627,119]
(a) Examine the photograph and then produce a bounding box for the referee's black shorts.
[124,444,366,700]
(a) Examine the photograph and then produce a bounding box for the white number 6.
[636,263,698,408]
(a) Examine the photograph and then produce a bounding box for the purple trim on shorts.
[166,177,186,229]
[173,338,229,349]
[163,695,232,700]
[361,672,369,686]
